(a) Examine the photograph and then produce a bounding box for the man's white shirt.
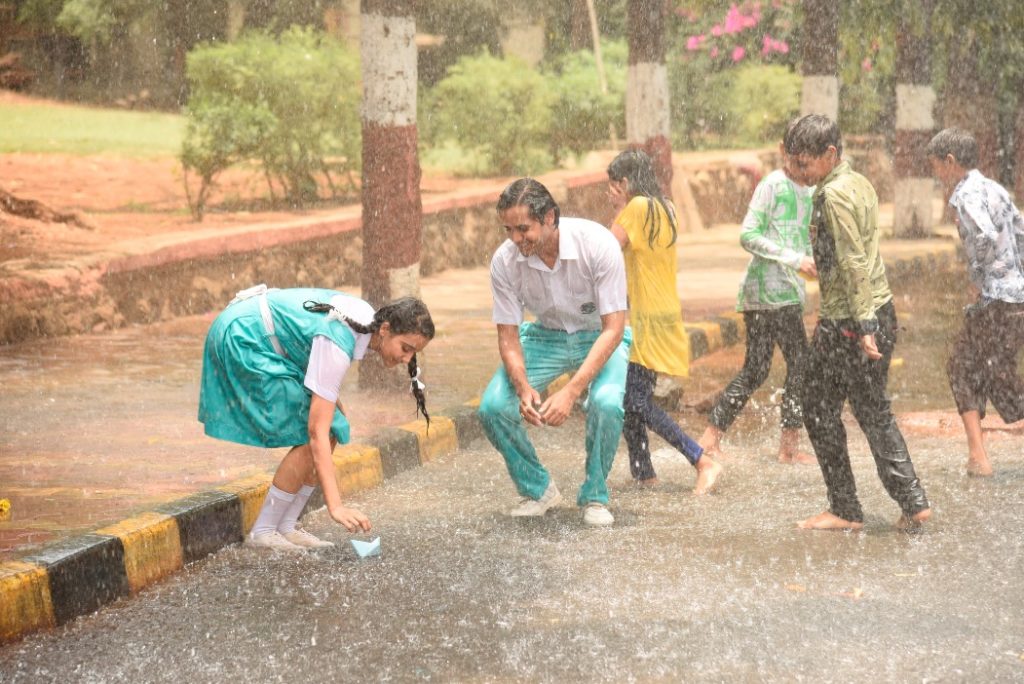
[490,217,627,333]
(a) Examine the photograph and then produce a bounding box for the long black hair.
[304,296,435,427]
[607,149,677,248]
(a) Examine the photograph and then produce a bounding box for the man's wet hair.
[784,114,843,158]
[926,127,978,168]
[497,178,560,226]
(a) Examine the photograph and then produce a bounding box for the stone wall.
[0,152,798,344]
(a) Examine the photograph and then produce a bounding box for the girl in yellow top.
[607,149,721,494]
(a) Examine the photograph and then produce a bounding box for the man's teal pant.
[478,322,631,506]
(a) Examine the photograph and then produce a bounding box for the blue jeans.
[478,322,631,506]
[623,362,703,481]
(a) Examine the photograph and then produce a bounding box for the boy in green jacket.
[786,114,931,531]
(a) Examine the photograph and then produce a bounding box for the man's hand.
[518,387,545,426]
[538,385,581,427]
[859,333,882,360]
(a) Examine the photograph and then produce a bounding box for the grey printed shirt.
[949,170,1024,305]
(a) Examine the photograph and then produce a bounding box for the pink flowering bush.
[678,1,797,67]
[669,0,800,148]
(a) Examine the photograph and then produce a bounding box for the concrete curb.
[0,400,479,644]
[0,247,960,644]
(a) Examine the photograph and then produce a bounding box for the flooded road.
[3,262,1024,680]
[2,413,1023,681]
[0,301,495,554]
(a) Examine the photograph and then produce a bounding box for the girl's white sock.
[250,485,296,538]
[277,485,316,534]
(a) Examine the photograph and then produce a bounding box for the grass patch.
[0,102,185,157]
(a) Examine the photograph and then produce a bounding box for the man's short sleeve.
[588,227,628,315]
[490,245,525,326]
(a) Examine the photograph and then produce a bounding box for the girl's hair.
[607,149,677,248]
[304,296,435,427]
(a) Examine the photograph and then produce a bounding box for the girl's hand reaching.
[330,505,371,533]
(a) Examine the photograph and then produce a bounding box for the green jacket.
[811,160,892,333]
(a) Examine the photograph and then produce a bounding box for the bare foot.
[895,508,932,530]
[778,429,816,465]
[698,425,726,459]
[635,477,660,488]
[966,456,993,477]
[796,511,864,530]
[693,457,722,495]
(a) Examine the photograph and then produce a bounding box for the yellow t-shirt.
[614,195,689,377]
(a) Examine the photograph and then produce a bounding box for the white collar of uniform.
[516,221,579,271]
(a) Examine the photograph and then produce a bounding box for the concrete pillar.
[626,0,673,196]
[893,0,935,237]
[800,0,838,120]
[359,0,423,388]
[360,0,423,308]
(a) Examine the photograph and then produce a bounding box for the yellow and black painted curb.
[0,248,958,645]
[0,400,481,645]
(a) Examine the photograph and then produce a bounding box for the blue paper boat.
[350,537,381,558]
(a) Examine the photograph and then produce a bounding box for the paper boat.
[350,537,381,558]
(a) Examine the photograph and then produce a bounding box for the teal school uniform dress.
[198,288,368,448]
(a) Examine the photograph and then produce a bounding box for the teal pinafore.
[198,288,363,448]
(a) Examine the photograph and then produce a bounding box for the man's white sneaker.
[582,503,614,527]
[283,527,335,549]
[508,482,562,517]
[245,530,307,552]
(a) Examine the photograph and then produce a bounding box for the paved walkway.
[0,203,960,561]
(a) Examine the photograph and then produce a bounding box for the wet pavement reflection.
[2,265,1024,679]
[0,302,496,556]
[2,409,1023,681]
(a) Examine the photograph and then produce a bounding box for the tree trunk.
[800,0,839,120]
[569,0,591,51]
[0,188,94,229]
[942,33,1000,180]
[1015,78,1024,203]
[359,0,423,388]
[892,0,935,238]
[626,0,673,197]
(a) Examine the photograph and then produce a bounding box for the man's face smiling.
[499,205,555,258]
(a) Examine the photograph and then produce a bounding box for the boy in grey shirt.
[928,127,1024,476]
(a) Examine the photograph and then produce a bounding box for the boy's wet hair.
[607,148,678,248]
[304,296,435,428]
[784,114,843,158]
[926,127,978,168]
[497,178,560,226]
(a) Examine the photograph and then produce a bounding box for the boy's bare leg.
[961,410,993,476]
[777,427,817,465]
[693,454,722,495]
[698,424,727,459]
[895,507,932,529]
[796,511,864,530]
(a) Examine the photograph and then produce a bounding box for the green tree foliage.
[544,40,626,163]
[415,0,501,87]
[181,27,360,219]
[423,51,554,176]
[723,63,801,144]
